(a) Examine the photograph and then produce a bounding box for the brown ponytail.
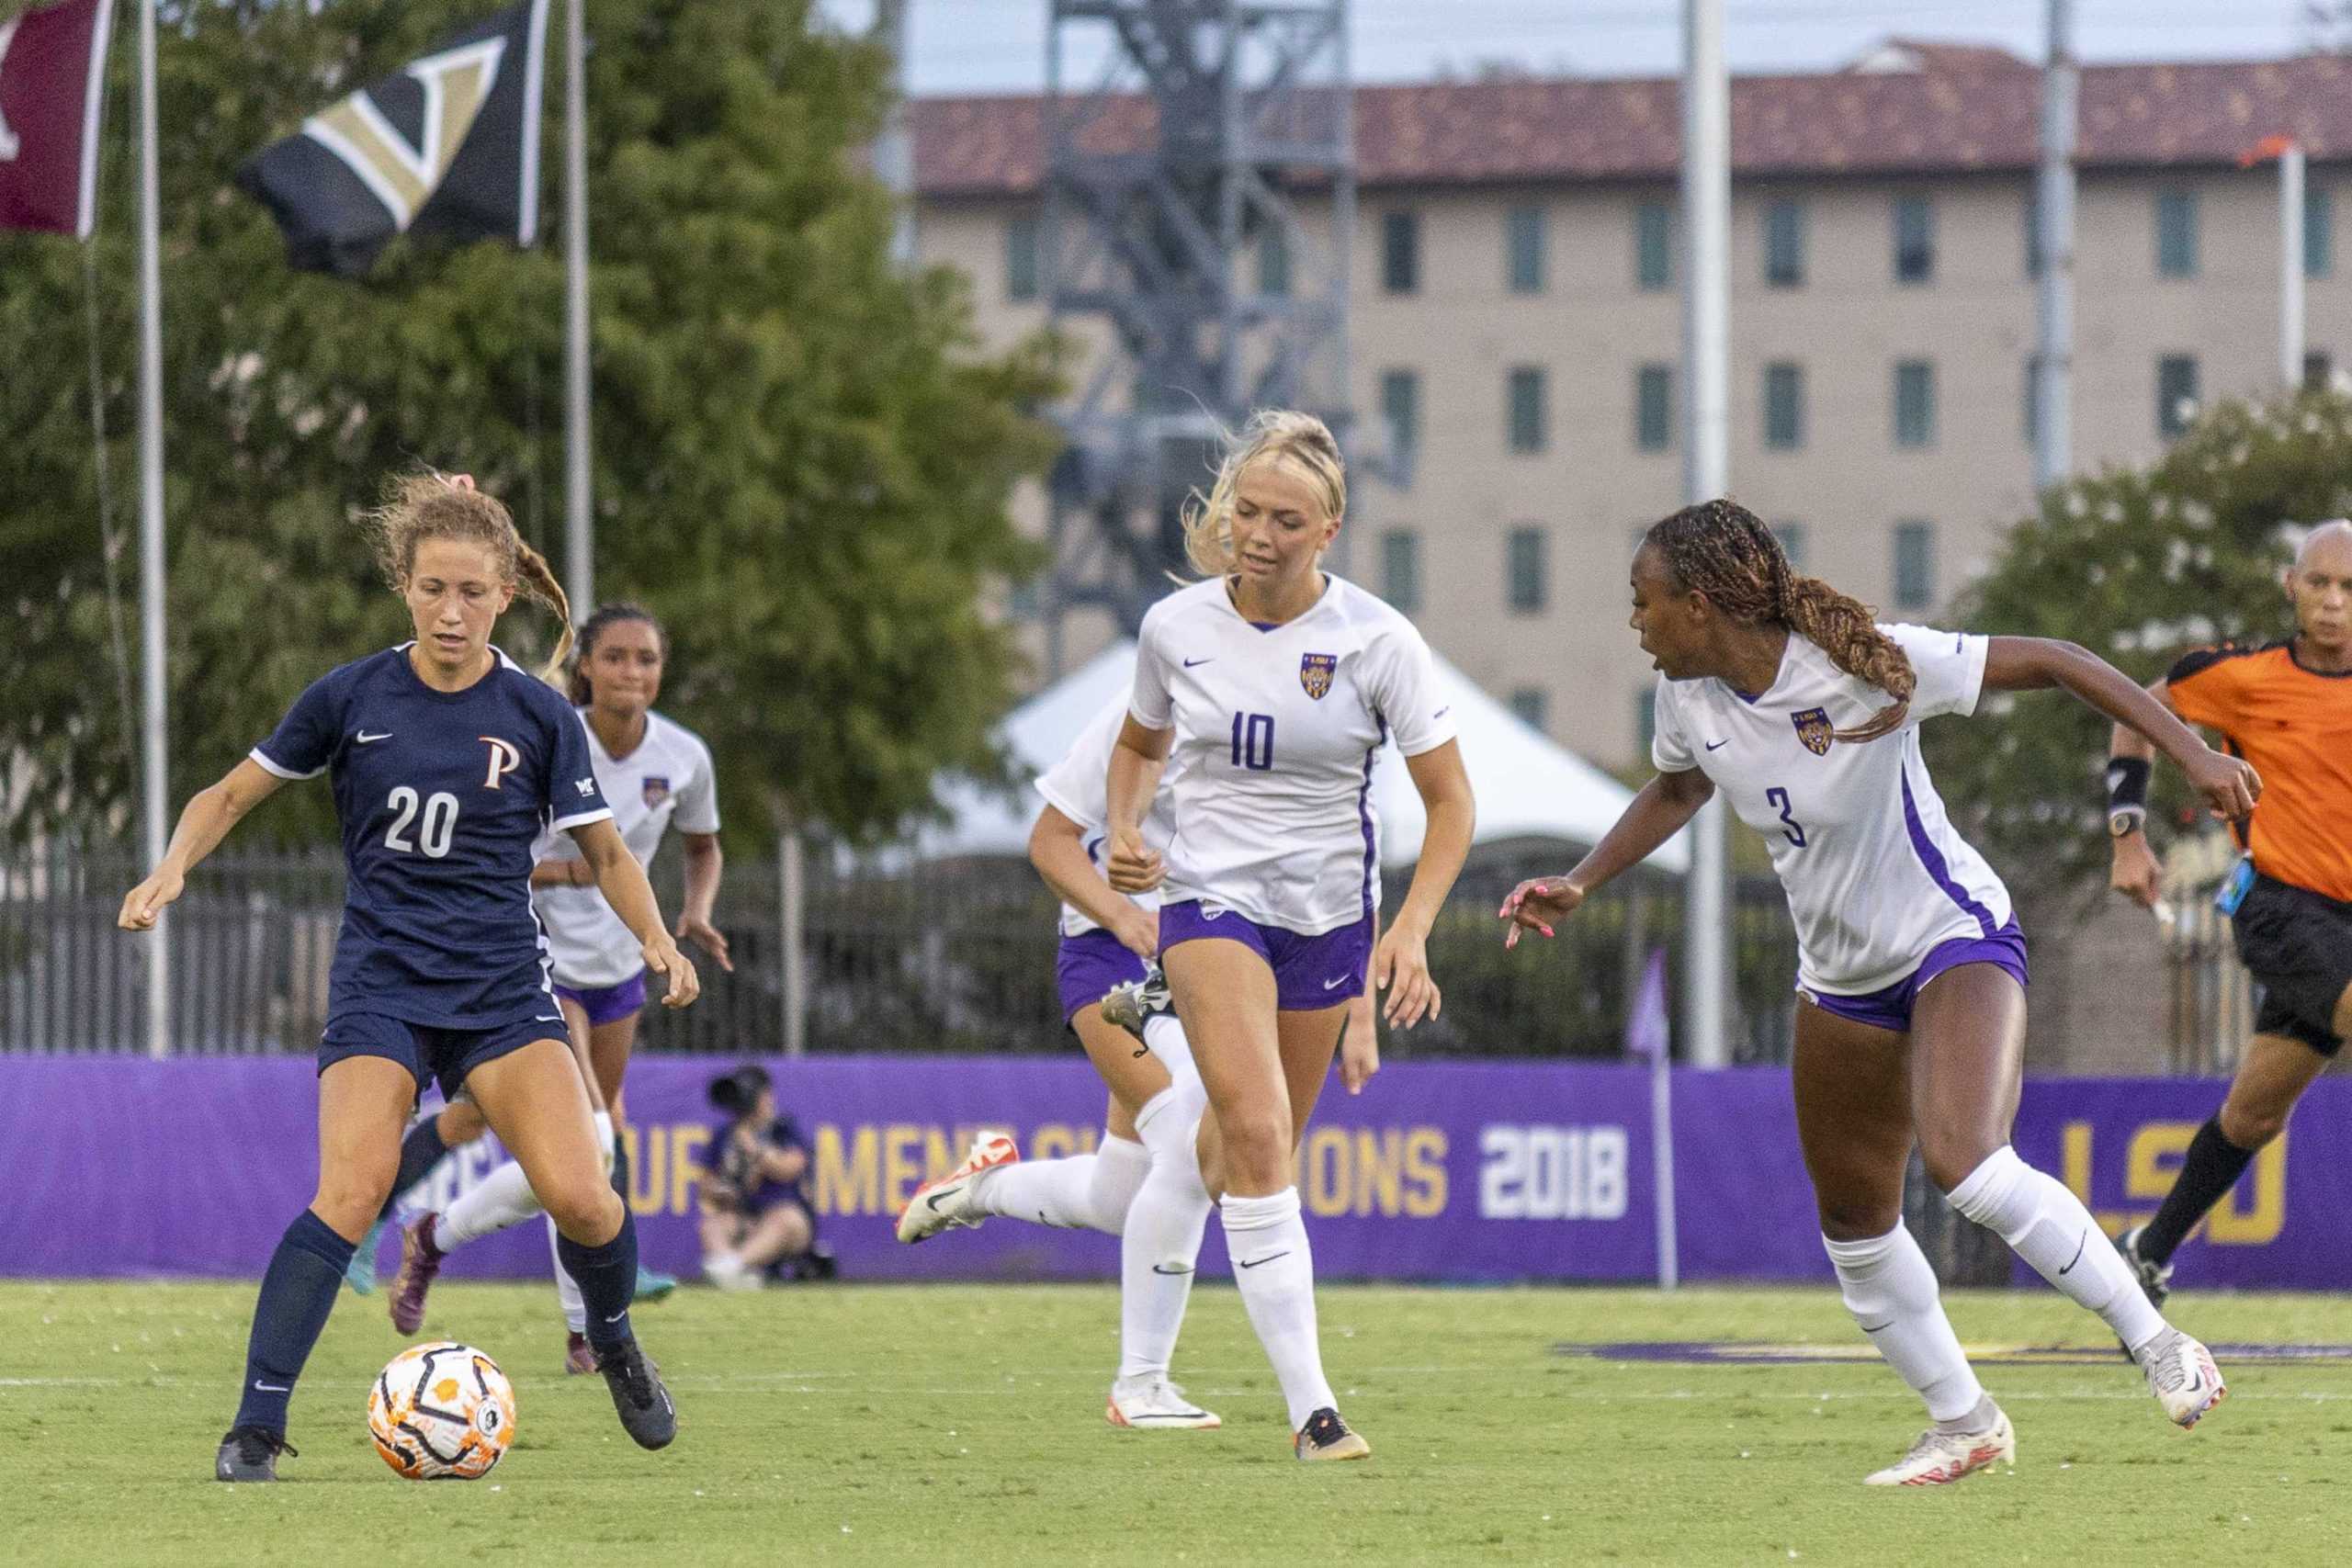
[1644,498,1916,742]
[367,470,574,682]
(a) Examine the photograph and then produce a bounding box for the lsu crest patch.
[1791,707,1834,757]
[1299,652,1338,701]
[641,775,672,808]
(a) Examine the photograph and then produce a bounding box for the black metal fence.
[4,839,1811,1060]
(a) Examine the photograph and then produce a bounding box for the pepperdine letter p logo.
[300,36,507,231]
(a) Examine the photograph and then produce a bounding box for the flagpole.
[561,0,592,614]
[136,0,170,1059]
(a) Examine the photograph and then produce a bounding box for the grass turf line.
[2,1281,2349,1567]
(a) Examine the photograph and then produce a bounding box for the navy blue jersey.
[252,644,613,1027]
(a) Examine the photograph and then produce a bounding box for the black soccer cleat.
[594,1338,677,1450]
[215,1425,298,1483]
[1293,1406,1371,1462]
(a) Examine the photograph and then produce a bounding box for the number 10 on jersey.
[1230,712,1275,772]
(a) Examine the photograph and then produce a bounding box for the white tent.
[923,639,1688,873]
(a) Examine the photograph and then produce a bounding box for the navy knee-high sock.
[557,1208,639,1352]
[377,1118,451,1221]
[609,1130,631,1201]
[232,1211,356,1435]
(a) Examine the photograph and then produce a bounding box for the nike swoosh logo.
[2057,1229,2088,1276]
[1182,657,1214,668]
[925,1186,962,1212]
[1152,1263,1194,1276]
[1237,1250,1291,1270]
[1322,975,1350,990]
[605,1310,628,1323]
[356,731,391,744]
[253,1382,288,1393]
[1858,1320,1894,1335]
[1704,739,1728,750]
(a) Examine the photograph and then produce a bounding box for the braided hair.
[1643,499,1916,743]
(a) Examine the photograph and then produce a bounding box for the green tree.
[0,0,1057,849]
[1924,386,2352,898]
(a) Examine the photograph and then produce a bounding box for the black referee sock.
[558,1208,640,1353]
[2139,1116,2258,1265]
[376,1116,452,1221]
[232,1210,355,1435]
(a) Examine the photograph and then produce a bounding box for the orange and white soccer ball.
[367,1342,517,1480]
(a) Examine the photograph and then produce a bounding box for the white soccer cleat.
[1863,1408,2015,1486]
[2137,1326,2226,1428]
[895,1131,1018,1244]
[703,1252,763,1292]
[1105,1375,1222,1431]
[1100,966,1172,1035]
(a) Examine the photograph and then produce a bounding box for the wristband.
[2105,756,2151,812]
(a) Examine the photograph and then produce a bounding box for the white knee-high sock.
[1120,1083,1213,1381]
[1222,1186,1336,1429]
[435,1157,543,1250]
[1823,1226,1985,1422]
[973,1155,1114,1233]
[1946,1145,2166,1353]
[549,1214,586,1333]
[1141,1012,1196,1080]
[1085,1135,1151,1233]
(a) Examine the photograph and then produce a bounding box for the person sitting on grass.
[698,1064,830,1288]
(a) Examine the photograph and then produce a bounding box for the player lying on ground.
[2105,521,2352,1319]
[1503,499,2251,1486]
[119,473,695,1481]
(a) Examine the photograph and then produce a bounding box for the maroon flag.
[0,0,114,239]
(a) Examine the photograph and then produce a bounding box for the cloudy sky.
[820,0,2322,94]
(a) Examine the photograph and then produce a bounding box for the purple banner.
[2,1056,2344,1288]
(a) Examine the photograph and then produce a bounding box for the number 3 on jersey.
[1764,785,1806,848]
[384,786,459,858]
[1230,712,1275,772]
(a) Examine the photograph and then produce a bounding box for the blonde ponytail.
[514,543,573,683]
[1179,409,1348,578]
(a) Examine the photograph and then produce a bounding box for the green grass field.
[4,1280,2349,1566]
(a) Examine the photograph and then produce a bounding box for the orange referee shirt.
[2167,640,2352,904]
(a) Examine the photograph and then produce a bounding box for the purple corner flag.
[1624,946,1670,1062]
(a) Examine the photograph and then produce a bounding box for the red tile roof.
[913,50,2352,197]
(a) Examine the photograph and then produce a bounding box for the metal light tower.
[1040,0,1355,670]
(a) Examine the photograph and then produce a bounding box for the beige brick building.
[910,42,2352,771]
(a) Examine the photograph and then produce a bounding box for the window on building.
[1765,198,1805,288]
[1635,687,1658,757]
[1509,687,1548,732]
[1771,522,1807,570]
[1257,222,1291,297]
[1764,361,1804,451]
[1008,574,1041,620]
[2306,350,2334,392]
[1382,209,1420,294]
[2024,192,2041,278]
[1893,195,1934,284]
[2023,356,2041,445]
[1893,520,1936,612]
[1004,211,1040,302]
[1636,201,1674,290]
[1508,366,1548,455]
[1894,359,1937,448]
[1507,204,1545,294]
[1508,526,1547,614]
[1636,364,1673,452]
[2155,190,2199,279]
[1380,368,1419,474]
[2309,186,2335,280]
[2158,355,2199,436]
[1382,528,1421,615]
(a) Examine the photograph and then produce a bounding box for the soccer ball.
[367,1342,517,1480]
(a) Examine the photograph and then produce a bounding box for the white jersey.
[531,708,720,987]
[1035,695,1173,939]
[1130,574,1455,934]
[1651,624,2011,996]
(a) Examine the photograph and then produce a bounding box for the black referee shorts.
[2231,872,2352,1056]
